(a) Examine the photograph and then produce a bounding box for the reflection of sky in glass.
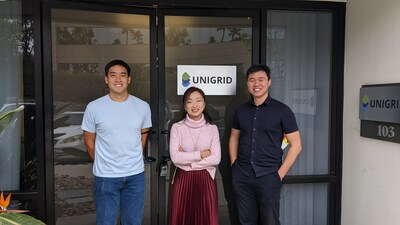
[57,26,252,45]
[93,28,150,44]
[183,27,252,44]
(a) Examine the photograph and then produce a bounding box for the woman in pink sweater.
[169,87,221,225]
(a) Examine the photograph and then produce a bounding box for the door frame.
[42,2,260,224]
[155,8,260,225]
[40,1,344,225]
[42,2,158,225]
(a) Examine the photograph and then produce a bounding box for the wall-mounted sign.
[291,89,316,115]
[177,65,237,95]
[360,120,400,143]
[359,84,400,123]
[359,83,400,143]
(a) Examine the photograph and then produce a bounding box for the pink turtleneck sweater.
[169,114,221,179]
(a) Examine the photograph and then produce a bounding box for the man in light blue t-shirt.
[81,59,152,225]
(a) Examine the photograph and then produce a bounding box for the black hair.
[104,59,131,76]
[246,64,271,80]
[180,87,213,124]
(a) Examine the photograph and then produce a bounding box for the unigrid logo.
[362,95,369,111]
[182,72,190,87]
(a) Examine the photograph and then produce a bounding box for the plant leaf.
[0,212,46,225]
[0,105,25,135]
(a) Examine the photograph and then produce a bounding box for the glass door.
[157,11,257,225]
[49,6,258,225]
[50,8,157,225]
[265,10,333,225]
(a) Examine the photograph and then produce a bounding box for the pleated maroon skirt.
[169,168,219,225]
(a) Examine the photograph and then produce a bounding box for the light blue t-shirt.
[81,94,152,177]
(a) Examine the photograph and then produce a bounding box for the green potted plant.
[1,107,45,224]
[0,192,45,224]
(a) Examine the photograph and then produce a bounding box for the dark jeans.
[94,172,145,225]
[232,165,281,225]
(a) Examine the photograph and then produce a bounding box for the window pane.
[164,15,253,225]
[267,11,332,175]
[51,9,150,224]
[0,0,37,214]
[281,183,328,225]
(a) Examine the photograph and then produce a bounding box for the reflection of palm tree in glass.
[121,28,133,45]
[122,28,144,44]
[56,27,96,44]
[165,28,191,46]
[228,28,242,41]
[217,27,226,43]
[131,30,144,44]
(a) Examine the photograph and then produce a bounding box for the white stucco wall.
[343,0,400,224]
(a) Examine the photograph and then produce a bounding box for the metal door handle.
[144,130,157,163]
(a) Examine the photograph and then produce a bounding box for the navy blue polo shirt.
[232,96,298,177]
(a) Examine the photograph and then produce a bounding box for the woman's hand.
[200,149,211,159]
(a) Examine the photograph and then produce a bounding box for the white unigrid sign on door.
[177,65,237,95]
[291,89,317,115]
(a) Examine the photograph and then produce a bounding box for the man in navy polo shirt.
[229,64,302,225]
